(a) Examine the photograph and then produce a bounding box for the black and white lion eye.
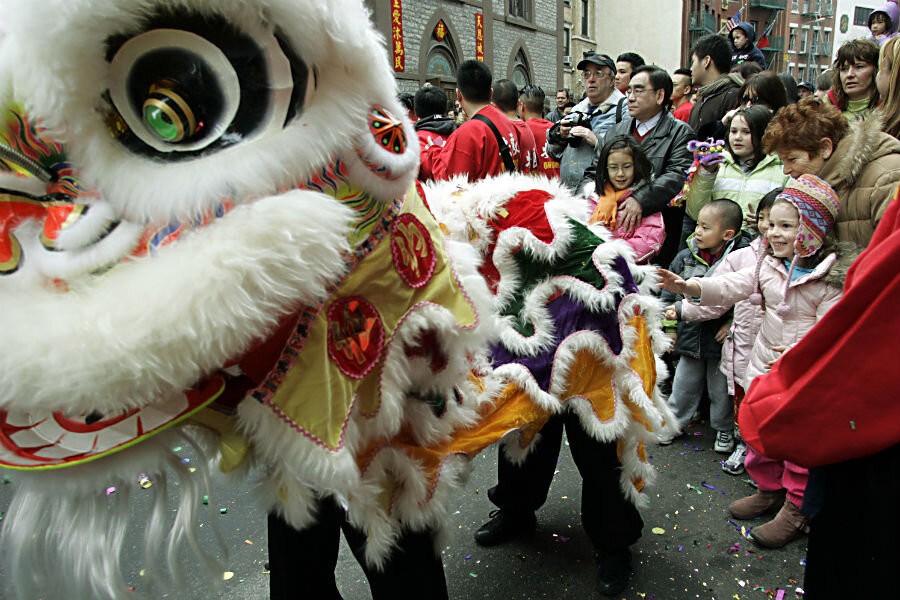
[103,10,308,161]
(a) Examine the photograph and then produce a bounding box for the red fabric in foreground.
[739,191,900,468]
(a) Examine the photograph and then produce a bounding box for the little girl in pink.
[658,174,853,548]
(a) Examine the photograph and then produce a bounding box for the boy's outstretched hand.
[657,268,686,293]
[657,268,702,298]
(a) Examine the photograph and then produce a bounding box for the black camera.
[549,111,593,147]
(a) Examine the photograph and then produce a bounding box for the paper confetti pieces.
[651,527,666,535]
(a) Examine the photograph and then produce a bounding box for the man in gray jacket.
[583,65,694,267]
[547,52,624,190]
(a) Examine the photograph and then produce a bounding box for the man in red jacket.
[492,78,536,174]
[518,85,561,178]
[432,60,520,182]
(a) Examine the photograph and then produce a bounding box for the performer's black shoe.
[595,547,633,597]
[473,509,536,546]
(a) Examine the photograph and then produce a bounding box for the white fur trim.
[0,0,412,223]
[0,429,225,600]
[0,190,351,414]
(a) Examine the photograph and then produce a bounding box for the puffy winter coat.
[817,114,900,247]
[586,180,666,264]
[680,238,764,395]
[661,232,752,360]
[730,23,767,70]
[685,151,790,223]
[692,250,849,389]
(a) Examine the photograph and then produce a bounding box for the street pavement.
[0,419,806,599]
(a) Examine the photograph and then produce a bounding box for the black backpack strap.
[616,96,627,123]
[472,114,517,173]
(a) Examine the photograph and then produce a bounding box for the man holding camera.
[547,52,624,190]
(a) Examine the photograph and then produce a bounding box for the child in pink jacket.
[680,189,779,476]
[588,135,665,263]
[658,175,852,549]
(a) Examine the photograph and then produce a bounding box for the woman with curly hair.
[763,96,900,247]
[876,35,900,139]
[825,38,881,121]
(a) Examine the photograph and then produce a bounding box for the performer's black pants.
[268,496,449,599]
[488,411,643,553]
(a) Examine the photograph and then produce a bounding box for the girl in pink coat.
[680,190,779,476]
[658,174,853,549]
[588,135,666,263]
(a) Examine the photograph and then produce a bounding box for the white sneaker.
[722,442,747,475]
[656,431,676,445]
[714,430,735,453]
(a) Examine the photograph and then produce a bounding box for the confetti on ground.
[775,590,785,599]
[552,534,571,542]
[2,474,11,484]
[651,527,666,535]
[465,555,472,560]
[220,508,228,514]
[203,495,209,505]
[222,572,234,581]
[701,482,718,490]
[139,569,145,577]
[244,540,254,545]
[138,475,152,489]
[469,573,478,578]
[106,486,116,496]
[686,484,702,494]
[172,446,183,452]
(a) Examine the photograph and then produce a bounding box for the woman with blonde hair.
[825,38,881,120]
[876,35,900,139]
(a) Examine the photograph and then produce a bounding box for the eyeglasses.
[742,94,762,104]
[583,70,611,81]
[625,86,655,97]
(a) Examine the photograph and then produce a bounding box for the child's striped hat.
[776,174,840,258]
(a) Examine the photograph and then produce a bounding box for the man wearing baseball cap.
[547,51,625,190]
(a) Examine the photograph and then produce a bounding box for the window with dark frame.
[581,0,589,36]
[509,0,532,22]
[853,6,874,26]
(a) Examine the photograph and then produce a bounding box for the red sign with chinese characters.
[475,13,484,61]
[391,0,405,72]
[434,19,447,42]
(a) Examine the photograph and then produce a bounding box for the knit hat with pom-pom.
[748,174,840,315]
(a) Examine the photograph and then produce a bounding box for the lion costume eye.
[104,10,308,160]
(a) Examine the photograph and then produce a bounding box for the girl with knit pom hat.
[657,174,857,548]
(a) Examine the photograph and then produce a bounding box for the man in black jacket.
[583,65,694,267]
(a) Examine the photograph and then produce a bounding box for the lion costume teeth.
[0,2,674,598]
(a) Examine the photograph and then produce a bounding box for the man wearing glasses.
[547,52,624,190]
[583,65,694,268]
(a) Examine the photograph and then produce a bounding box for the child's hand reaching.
[715,322,730,343]
[664,305,678,321]
[657,268,703,298]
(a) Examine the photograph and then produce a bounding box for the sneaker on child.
[714,430,735,453]
[722,442,747,474]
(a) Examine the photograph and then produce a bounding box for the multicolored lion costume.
[0,1,675,598]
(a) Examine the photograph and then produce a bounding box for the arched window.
[426,46,456,79]
[511,48,531,89]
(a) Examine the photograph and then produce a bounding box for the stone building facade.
[365,0,564,111]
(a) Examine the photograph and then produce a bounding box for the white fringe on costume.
[1,429,226,600]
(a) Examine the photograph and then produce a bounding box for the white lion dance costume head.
[0,1,676,598]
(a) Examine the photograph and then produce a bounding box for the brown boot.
[729,489,785,520]
[750,500,810,548]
